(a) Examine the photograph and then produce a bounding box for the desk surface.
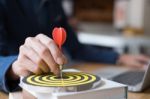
[1,63,150,99]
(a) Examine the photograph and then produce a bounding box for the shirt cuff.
[0,55,20,93]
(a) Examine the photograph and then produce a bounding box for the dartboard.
[23,72,100,87]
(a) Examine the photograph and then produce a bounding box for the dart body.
[52,27,67,80]
[52,27,67,50]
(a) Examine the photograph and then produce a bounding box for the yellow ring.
[25,72,97,87]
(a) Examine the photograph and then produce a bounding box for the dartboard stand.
[20,71,101,93]
[19,69,127,99]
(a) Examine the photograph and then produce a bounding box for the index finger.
[36,34,67,65]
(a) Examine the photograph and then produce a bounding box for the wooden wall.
[74,0,114,23]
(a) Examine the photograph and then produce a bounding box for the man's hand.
[118,54,150,68]
[11,34,67,78]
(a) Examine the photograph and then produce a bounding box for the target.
[23,72,100,87]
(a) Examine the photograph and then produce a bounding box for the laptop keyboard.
[112,71,145,86]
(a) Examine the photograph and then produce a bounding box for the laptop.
[94,64,150,92]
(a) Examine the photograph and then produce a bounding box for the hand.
[117,54,150,68]
[10,34,67,79]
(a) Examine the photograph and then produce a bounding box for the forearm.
[72,45,119,64]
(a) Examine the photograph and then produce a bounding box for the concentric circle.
[23,72,100,87]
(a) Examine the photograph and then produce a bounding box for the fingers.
[136,55,150,63]
[12,33,67,77]
[24,37,59,74]
[35,34,67,64]
[12,61,31,77]
[20,44,49,73]
[128,61,143,68]
[19,55,43,74]
[118,54,150,68]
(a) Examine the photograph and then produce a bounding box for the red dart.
[52,27,67,50]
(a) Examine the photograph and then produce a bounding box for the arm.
[0,1,67,93]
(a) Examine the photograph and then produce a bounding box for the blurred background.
[62,0,150,56]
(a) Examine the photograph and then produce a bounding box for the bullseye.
[23,72,100,87]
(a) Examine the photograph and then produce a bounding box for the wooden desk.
[0,92,8,99]
[1,63,150,99]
